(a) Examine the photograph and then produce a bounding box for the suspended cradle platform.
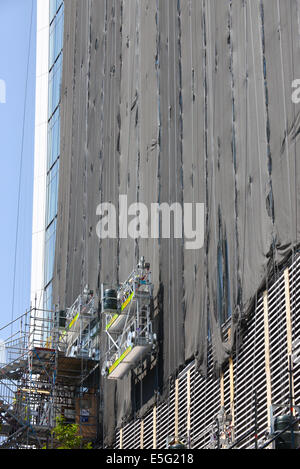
[106,343,152,380]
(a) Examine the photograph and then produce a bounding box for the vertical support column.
[31,0,49,316]
[119,427,123,449]
[175,378,179,439]
[218,369,225,449]
[284,268,295,412]
[140,419,144,449]
[187,370,191,448]
[228,329,235,436]
[284,268,293,356]
[153,406,157,449]
[220,371,225,408]
[229,359,234,427]
[136,296,140,332]
[263,290,272,431]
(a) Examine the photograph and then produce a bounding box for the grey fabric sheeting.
[52,0,300,445]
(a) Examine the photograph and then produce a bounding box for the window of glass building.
[48,54,62,119]
[45,220,57,287]
[50,0,63,25]
[44,282,52,314]
[47,108,60,171]
[43,282,53,340]
[49,6,64,68]
[46,159,60,227]
[43,1,64,322]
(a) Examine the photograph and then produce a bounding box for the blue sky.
[0,0,37,334]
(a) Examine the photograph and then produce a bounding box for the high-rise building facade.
[44,1,64,333]
[28,0,300,449]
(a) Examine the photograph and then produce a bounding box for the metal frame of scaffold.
[0,286,101,449]
[101,257,157,380]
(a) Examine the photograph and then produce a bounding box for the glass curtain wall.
[44,0,64,338]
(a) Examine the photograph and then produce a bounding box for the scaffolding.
[58,287,100,362]
[101,257,157,380]
[0,287,101,449]
[0,259,156,448]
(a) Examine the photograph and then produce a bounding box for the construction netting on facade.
[52,0,300,445]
